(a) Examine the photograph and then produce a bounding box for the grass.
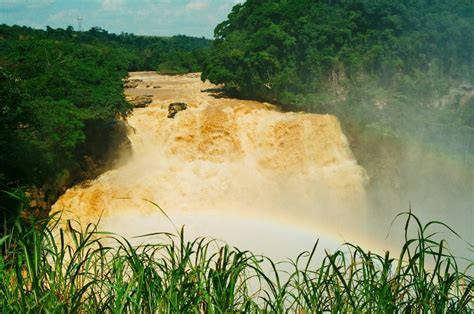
[0,211,472,313]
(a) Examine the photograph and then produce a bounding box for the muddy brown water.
[54,72,459,261]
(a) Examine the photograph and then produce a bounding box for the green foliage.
[0,24,211,73]
[0,36,130,189]
[202,0,474,154]
[156,49,209,75]
[0,211,472,312]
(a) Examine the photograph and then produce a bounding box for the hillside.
[202,0,473,153]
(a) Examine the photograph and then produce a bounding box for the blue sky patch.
[0,0,243,38]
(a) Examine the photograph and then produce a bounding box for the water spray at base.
[53,72,373,258]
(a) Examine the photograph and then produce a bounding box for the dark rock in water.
[124,82,138,89]
[168,102,187,118]
[126,95,153,108]
[134,100,152,108]
[124,78,142,89]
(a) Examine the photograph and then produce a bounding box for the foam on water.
[53,72,373,259]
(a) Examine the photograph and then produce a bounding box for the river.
[52,72,471,262]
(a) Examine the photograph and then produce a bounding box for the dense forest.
[1,24,211,73]
[202,0,474,154]
[0,24,210,228]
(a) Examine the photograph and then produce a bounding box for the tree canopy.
[203,0,472,100]
[202,0,474,153]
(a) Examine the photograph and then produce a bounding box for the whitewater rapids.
[52,72,370,259]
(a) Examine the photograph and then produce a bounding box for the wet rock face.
[124,77,161,89]
[126,95,153,108]
[168,102,188,118]
[124,78,142,89]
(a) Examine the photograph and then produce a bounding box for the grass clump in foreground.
[0,212,472,312]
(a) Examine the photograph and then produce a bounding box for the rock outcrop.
[126,95,154,108]
[168,102,188,118]
[124,78,142,89]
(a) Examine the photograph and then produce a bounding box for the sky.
[0,0,244,38]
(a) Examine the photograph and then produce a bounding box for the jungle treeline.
[201,0,474,154]
[0,24,210,226]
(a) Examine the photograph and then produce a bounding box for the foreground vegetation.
[0,210,472,312]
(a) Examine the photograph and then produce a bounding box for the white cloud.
[47,9,80,25]
[185,0,209,12]
[101,0,126,12]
